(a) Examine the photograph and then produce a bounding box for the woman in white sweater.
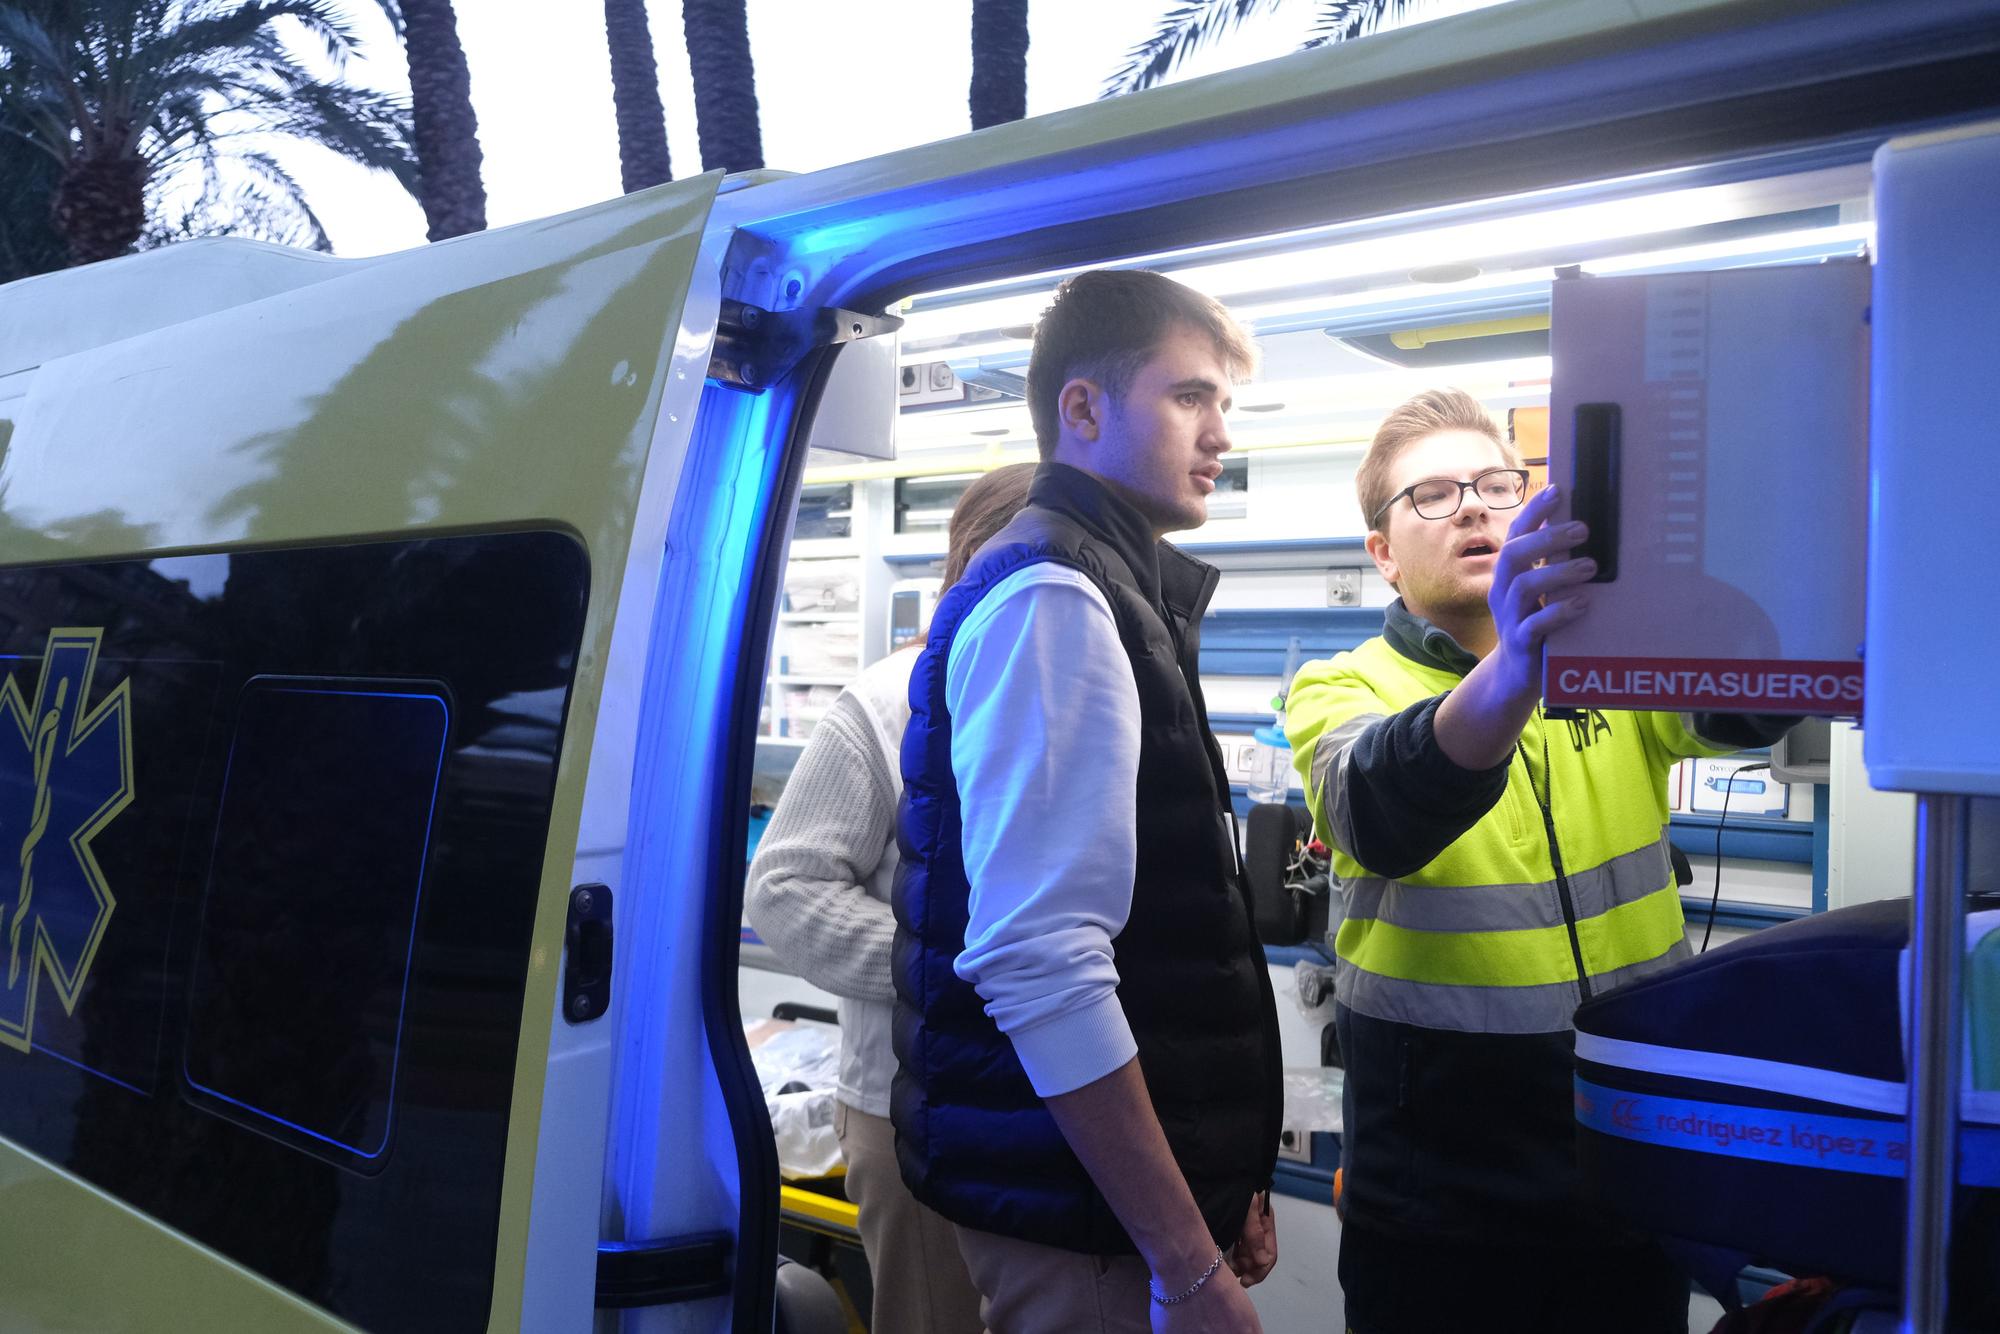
[747,464,1035,1334]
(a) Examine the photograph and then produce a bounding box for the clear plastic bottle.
[1246,722,1293,805]
[1247,636,1304,805]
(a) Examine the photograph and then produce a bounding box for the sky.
[295,0,1497,258]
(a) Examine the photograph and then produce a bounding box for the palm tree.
[0,0,417,266]
[603,0,671,192]
[0,2,66,283]
[1105,0,1422,96]
[970,0,1029,131]
[382,0,486,239]
[682,0,761,173]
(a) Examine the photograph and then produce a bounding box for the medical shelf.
[1667,812,1814,866]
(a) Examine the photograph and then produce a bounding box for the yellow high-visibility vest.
[1286,637,1735,1034]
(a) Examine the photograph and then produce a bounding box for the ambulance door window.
[0,530,587,1334]
[182,679,450,1167]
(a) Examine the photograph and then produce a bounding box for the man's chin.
[1409,577,1492,618]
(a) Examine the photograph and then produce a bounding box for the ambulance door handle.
[564,883,613,1024]
[1572,402,1621,583]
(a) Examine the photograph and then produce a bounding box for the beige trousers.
[951,1222,1152,1334]
[834,1102,984,1334]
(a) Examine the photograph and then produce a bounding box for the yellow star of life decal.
[0,629,135,1054]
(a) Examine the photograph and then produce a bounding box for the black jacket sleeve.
[1334,694,1512,879]
[1686,712,1798,750]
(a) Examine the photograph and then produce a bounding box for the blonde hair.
[1025,270,1257,459]
[1355,388,1519,531]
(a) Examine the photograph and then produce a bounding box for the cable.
[1284,835,1338,963]
[1700,762,1771,953]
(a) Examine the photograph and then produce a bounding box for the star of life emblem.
[0,629,135,1054]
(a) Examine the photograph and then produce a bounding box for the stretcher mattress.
[1572,898,2000,1311]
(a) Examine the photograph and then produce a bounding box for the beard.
[1401,566,1492,621]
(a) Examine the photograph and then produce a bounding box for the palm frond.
[143,145,329,251]
[122,4,350,121]
[266,82,416,187]
[142,0,359,76]
[1103,0,1290,97]
[0,8,74,83]
[1303,0,1422,47]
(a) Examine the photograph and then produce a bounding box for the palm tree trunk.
[400,0,487,239]
[682,0,763,174]
[970,0,1030,130]
[604,0,672,192]
[53,142,148,265]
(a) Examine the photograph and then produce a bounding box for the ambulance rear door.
[0,171,749,1334]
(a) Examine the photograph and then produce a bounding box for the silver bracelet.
[1150,1248,1226,1306]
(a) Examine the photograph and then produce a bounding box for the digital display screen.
[889,588,923,651]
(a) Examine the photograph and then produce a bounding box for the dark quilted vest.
[890,462,1281,1255]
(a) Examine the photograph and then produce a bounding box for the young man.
[892,269,1283,1334]
[1284,388,1790,1334]
[746,464,1035,1334]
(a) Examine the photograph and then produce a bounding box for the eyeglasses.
[1370,468,1530,528]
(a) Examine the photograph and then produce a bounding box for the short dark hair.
[1024,270,1256,459]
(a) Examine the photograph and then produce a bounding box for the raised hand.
[1484,485,1593,704]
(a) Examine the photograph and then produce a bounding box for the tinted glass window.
[184,682,450,1165]
[0,532,588,1333]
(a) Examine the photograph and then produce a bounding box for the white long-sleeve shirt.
[946,563,1143,1099]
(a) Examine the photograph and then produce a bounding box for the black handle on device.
[1571,402,1621,583]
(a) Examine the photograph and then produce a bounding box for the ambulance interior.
[735,152,1927,1330]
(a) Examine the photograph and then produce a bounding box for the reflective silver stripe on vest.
[1339,838,1676,934]
[1335,939,1691,1035]
[1310,712,1384,854]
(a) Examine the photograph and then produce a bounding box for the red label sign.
[1546,657,1863,712]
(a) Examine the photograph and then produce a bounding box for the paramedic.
[893,269,1283,1333]
[1284,388,1790,1334]
[746,463,1036,1334]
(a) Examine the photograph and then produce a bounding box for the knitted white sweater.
[745,648,915,1116]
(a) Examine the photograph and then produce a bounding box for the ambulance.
[2,1,1997,1330]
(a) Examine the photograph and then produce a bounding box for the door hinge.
[708,299,903,392]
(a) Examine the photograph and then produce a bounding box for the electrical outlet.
[901,361,967,406]
[1326,569,1360,607]
[1223,740,1259,782]
[1276,1125,1312,1163]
